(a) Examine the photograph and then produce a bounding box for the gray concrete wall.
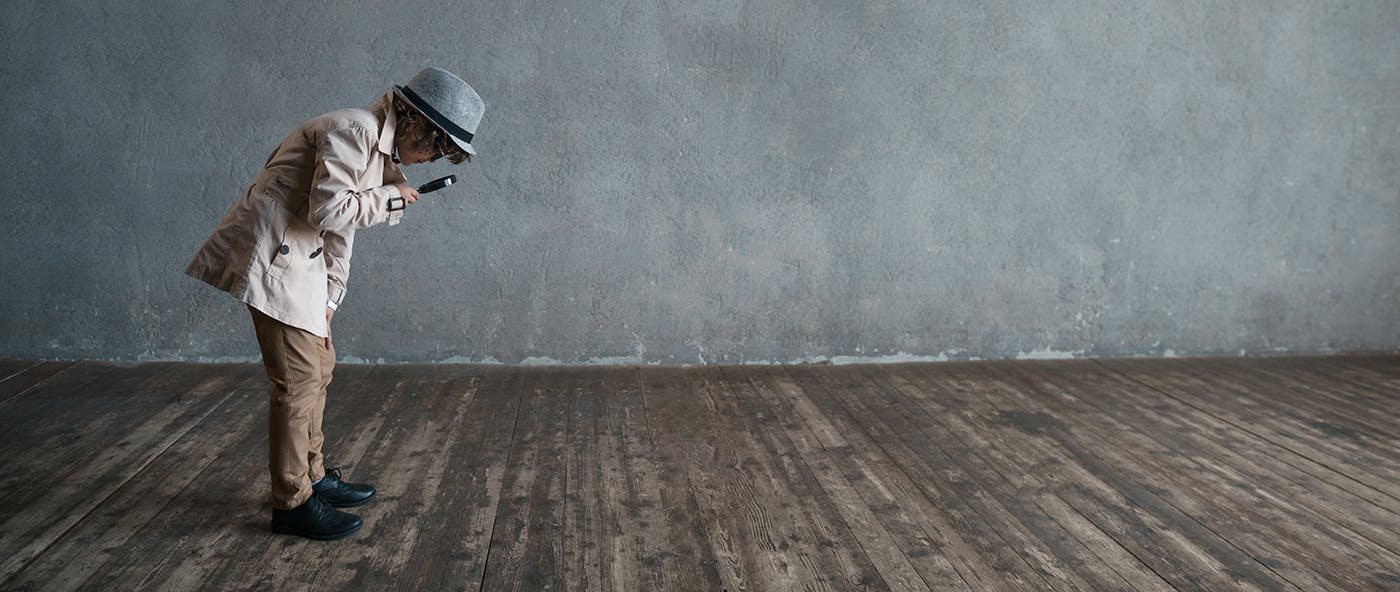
[1,1,1396,364]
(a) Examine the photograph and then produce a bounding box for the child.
[186,67,484,540]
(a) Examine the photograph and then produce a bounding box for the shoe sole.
[271,520,363,541]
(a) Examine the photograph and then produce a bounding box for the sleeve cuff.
[326,299,339,311]
[386,189,405,226]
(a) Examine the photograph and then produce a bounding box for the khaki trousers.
[249,306,332,509]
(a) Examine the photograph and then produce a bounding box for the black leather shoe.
[271,494,363,540]
[312,467,376,508]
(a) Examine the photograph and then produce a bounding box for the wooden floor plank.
[1207,357,1400,437]
[559,366,608,592]
[89,363,380,592]
[1093,359,1400,517]
[896,362,1301,592]
[743,364,1036,592]
[476,366,569,592]
[663,366,778,592]
[636,368,765,591]
[170,363,399,591]
[384,365,520,592]
[853,362,1209,592]
[3,356,1397,591]
[985,360,1396,591]
[733,366,935,592]
[1317,354,1400,375]
[0,362,249,584]
[283,365,486,590]
[641,368,773,591]
[722,365,954,592]
[781,365,1065,592]
[0,361,126,460]
[1303,355,1400,410]
[1098,358,1400,502]
[839,363,1174,592]
[707,365,914,591]
[1059,360,1400,557]
[2,364,266,591]
[0,360,77,405]
[0,359,44,382]
[814,364,1131,592]
[255,364,487,591]
[1073,360,1400,557]
[1186,357,1400,454]
[683,367,797,592]
[597,366,697,591]
[1318,356,1400,393]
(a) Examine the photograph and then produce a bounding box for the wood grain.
[1,355,1396,592]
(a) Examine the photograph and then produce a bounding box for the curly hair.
[392,94,471,164]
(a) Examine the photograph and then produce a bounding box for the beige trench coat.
[186,92,408,337]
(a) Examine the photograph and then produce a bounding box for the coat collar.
[373,91,408,185]
[373,91,397,158]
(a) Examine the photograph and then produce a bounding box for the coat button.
[279,244,289,256]
[310,248,323,258]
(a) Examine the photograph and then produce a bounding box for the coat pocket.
[265,221,322,283]
[266,241,290,282]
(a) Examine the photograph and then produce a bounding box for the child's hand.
[395,184,421,205]
[325,307,334,350]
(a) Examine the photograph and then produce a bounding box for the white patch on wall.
[1014,348,1083,360]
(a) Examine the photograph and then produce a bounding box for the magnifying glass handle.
[418,175,457,194]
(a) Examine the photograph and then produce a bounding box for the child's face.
[393,136,440,165]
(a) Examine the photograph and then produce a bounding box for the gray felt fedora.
[394,67,484,155]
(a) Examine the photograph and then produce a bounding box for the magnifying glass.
[417,175,457,194]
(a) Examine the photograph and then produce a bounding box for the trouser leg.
[249,306,328,510]
[307,336,334,483]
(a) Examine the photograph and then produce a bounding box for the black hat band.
[398,85,474,144]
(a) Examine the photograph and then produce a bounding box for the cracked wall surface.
[1,2,1397,364]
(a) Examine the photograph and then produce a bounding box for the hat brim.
[453,137,477,155]
[393,86,478,155]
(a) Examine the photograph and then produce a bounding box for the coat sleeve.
[323,228,354,309]
[308,123,404,231]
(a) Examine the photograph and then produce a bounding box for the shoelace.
[309,493,332,518]
[323,467,343,484]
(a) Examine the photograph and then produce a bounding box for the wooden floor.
[0,356,1397,591]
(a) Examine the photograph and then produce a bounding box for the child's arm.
[308,123,405,231]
